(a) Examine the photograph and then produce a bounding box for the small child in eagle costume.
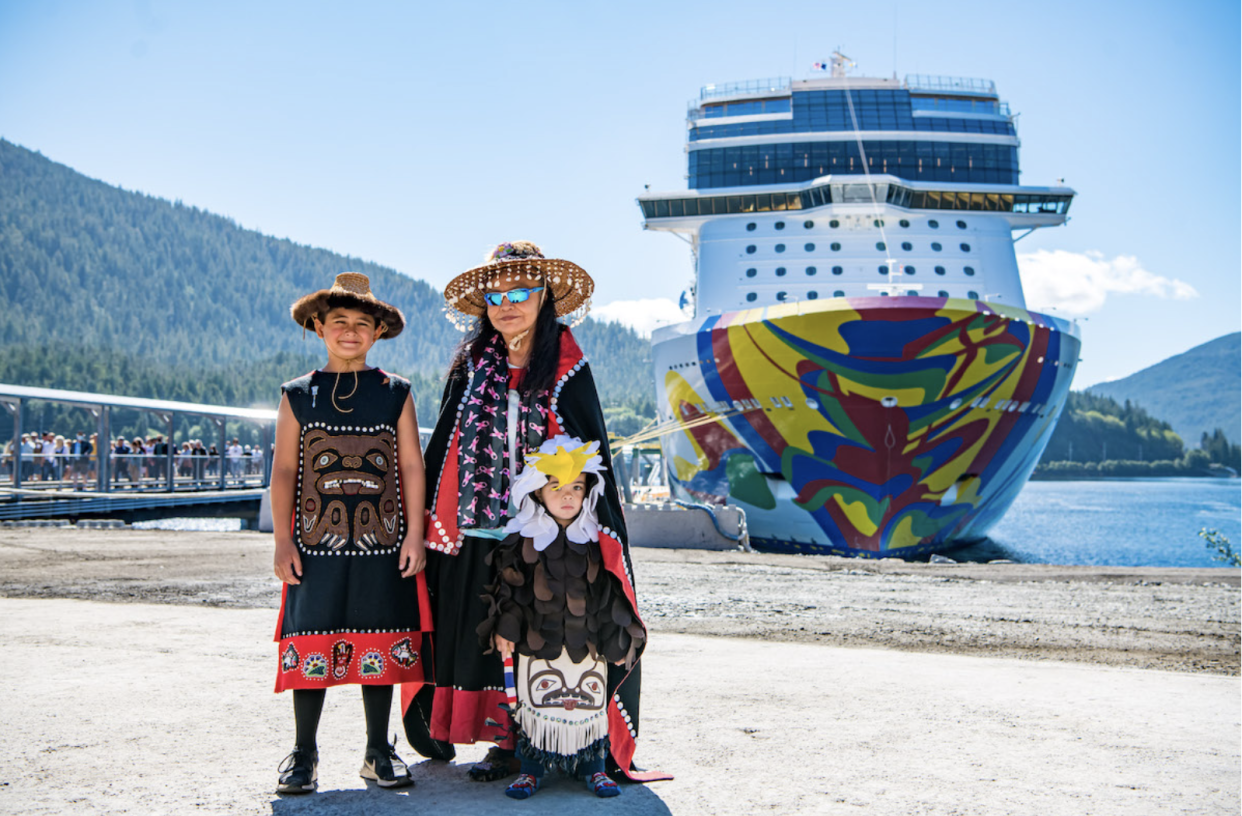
[477,435,645,800]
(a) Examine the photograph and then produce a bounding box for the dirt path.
[0,528,1236,675]
[1,597,1236,816]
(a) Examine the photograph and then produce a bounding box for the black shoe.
[360,743,414,789]
[276,747,318,794]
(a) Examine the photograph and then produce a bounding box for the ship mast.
[830,49,854,78]
[829,49,919,298]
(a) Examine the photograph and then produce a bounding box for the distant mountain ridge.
[1085,332,1240,446]
[0,139,652,416]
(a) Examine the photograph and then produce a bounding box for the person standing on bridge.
[269,272,430,795]
[405,241,665,787]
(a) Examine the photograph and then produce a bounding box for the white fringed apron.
[511,648,609,771]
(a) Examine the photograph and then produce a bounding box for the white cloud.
[1017,249,1198,317]
[592,298,687,337]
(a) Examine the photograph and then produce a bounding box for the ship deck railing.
[699,77,792,101]
[904,75,997,97]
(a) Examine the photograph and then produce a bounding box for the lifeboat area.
[1,527,1237,815]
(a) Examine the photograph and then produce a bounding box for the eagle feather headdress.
[504,434,607,551]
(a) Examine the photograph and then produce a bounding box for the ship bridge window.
[964,266,975,276]
[745,268,757,278]
[806,266,817,276]
[803,220,814,229]
[935,266,946,275]
[805,243,815,251]
[699,97,792,118]
[957,220,968,229]
[746,245,756,254]
[775,221,785,230]
[901,242,913,251]
[931,242,942,251]
[961,243,971,252]
[746,292,758,302]
[808,291,819,300]
[776,267,787,276]
[775,243,786,253]
[830,242,841,251]
[746,222,757,231]
[686,143,1022,189]
[832,266,843,275]
[929,219,940,228]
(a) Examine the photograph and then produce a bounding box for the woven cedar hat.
[443,241,594,331]
[290,273,405,339]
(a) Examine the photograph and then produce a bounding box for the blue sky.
[1,0,1238,387]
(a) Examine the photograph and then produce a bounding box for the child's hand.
[273,536,302,585]
[399,536,426,577]
[493,634,515,659]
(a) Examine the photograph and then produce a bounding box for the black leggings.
[293,685,394,753]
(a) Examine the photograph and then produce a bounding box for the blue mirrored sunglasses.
[484,286,544,307]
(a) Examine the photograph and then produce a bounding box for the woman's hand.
[400,536,427,577]
[493,634,515,659]
[273,535,302,585]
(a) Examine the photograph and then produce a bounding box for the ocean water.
[953,478,1242,569]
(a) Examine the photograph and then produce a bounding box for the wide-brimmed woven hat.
[442,241,594,331]
[290,273,405,339]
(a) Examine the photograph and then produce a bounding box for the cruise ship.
[637,55,1081,557]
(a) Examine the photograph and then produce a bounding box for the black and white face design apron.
[514,647,608,765]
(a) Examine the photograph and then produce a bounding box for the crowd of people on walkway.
[2,431,265,489]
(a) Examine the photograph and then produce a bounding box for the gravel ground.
[0,528,1238,815]
[0,528,1237,675]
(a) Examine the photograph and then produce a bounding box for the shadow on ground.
[269,758,673,816]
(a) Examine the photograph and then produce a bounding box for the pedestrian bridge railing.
[0,384,278,495]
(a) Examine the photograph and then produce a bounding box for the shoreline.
[1,528,1236,676]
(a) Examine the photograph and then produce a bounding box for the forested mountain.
[1037,390,1240,476]
[1040,391,1184,462]
[1085,333,1240,447]
[0,139,652,422]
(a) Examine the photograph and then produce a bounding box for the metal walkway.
[1,383,277,522]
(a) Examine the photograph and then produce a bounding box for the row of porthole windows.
[744,289,979,302]
[745,243,823,253]
[746,220,818,231]
[746,265,976,277]
[747,242,971,253]
[679,393,1046,420]
[745,218,970,232]
[881,265,976,275]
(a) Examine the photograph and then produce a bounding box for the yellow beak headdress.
[529,441,596,488]
[505,434,607,550]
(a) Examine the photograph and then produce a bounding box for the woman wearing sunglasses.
[404,241,663,787]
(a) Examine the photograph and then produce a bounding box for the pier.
[0,384,275,525]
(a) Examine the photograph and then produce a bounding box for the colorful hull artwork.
[653,296,1081,557]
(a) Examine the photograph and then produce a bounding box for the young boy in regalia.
[477,435,647,799]
[269,273,431,794]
